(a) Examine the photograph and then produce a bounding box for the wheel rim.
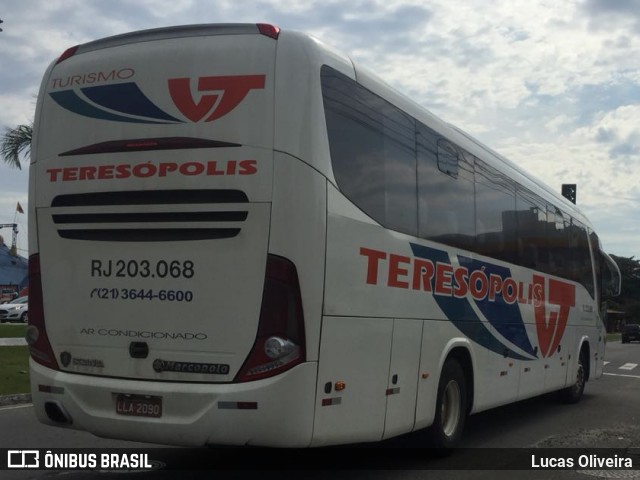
[441,380,461,438]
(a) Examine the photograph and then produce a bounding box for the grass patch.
[0,346,30,395]
[607,332,621,342]
[0,324,27,339]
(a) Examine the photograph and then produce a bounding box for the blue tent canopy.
[0,240,28,289]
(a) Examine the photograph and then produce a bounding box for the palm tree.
[1,123,32,169]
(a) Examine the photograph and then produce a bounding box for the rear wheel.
[426,358,468,450]
[558,351,586,404]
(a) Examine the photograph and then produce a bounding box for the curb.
[0,338,27,346]
[0,393,32,406]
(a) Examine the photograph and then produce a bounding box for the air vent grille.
[51,189,248,242]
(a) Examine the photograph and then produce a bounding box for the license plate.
[115,394,162,418]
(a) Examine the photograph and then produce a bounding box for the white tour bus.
[29,23,620,448]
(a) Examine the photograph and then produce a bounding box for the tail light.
[56,45,79,64]
[257,23,280,40]
[26,254,59,370]
[235,255,305,382]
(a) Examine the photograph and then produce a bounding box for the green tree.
[609,255,640,323]
[1,123,32,169]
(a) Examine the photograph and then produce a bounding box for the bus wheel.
[558,351,586,404]
[427,358,467,450]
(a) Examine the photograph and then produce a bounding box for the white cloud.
[1,0,639,257]
[595,105,640,143]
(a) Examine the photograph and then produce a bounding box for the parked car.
[0,296,28,323]
[621,323,640,344]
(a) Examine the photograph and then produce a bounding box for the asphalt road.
[1,340,639,480]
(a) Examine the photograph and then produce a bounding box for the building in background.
[0,235,28,301]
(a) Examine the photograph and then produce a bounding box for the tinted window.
[437,139,459,177]
[322,66,417,236]
[546,205,571,279]
[475,159,516,263]
[321,65,595,291]
[417,123,475,251]
[569,218,594,297]
[515,186,548,269]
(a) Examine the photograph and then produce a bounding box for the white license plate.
[115,394,162,418]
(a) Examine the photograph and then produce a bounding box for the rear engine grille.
[51,189,248,242]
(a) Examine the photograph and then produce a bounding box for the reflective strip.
[38,385,65,394]
[218,401,258,410]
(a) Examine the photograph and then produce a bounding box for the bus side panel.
[517,278,598,399]
[268,155,326,363]
[274,31,353,182]
[383,318,422,440]
[473,348,520,411]
[518,353,546,399]
[544,324,573,390]
[414,331,480,429]
[312,316,392,447]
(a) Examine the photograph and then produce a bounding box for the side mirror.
[602,252,621,298]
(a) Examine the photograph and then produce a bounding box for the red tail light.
[257,23,280,40]
[56,45,79,64]
[235,255,305,382]
[27,254,59,370]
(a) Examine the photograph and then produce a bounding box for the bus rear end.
[28,24,316,447]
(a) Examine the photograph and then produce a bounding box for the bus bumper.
[30,359,317,447]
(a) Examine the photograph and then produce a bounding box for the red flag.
[16,202,24,214]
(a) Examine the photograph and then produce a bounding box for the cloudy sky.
[1,0,639,258]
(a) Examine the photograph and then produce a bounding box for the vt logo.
[49,74,266,124]
[168,75,266,122]
[532,275,576,358]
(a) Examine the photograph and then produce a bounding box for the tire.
[426,358,468,450]
[21,312,28,323]
[558,351,586,404]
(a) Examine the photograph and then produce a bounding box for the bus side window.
[474,159,516,263]
[571,219,594,298]
[417,123,475,252]
[321,66,417,237]
[515,185,547,271]
[437,139,459,178]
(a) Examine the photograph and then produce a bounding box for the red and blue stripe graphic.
[49,83,184,124]
[410,242,537,361]
[49,74,266,125]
